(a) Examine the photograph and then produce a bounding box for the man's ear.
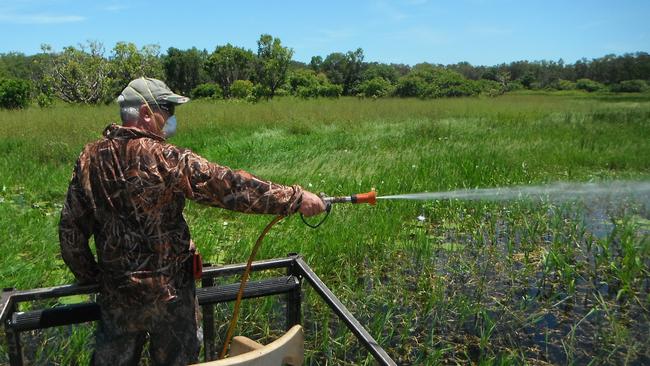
[139,104,153,121]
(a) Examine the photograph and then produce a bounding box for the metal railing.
[1,254,396,365]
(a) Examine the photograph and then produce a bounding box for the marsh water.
[368,181,650,364]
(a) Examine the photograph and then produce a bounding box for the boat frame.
[1,254,396,365]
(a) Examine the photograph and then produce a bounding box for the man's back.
[61,123,193,305]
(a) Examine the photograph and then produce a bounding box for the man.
[59,77,325,365]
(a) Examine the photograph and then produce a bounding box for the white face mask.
[162,115,177,138]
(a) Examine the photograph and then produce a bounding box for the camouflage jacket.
[59,124,303,305]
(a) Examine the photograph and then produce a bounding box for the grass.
[1,93,649,364]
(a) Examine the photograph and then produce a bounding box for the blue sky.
[1,0,648,66]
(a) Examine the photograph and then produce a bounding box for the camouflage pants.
[92,284,200,366]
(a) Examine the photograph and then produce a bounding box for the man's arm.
[172,147,324,216]
[59,159,100,284]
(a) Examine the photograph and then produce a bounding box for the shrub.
[504,80,524,92]
[288,69,319,92]
[0,78,31,109]
[287,69,341,98]
[557,79,577,90]
[356,77,393,98]
[475,79,503,96]
[252,84,272,100]
[420,83,442,98]
[230,80,254,99]
[395,68,479,98]
[428,69,480,97]
[191,83,223,99]
[318,83,342,98]
[296,86,318,99]
[611,79,648,93]
[36,93,54,108]
[575,78,604,92]
[394,75,426,97]
[519,72,536,89]
[274,87,290,97]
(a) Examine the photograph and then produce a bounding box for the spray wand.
[301,190,377,228]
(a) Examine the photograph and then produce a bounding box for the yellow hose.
[219,214,285,359]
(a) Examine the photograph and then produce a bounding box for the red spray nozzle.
[351,190,377,205]
[322,190,377,205]
[306,190,376,228]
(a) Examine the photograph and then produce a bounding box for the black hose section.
[219,214,285,359]
[300,203,332,229]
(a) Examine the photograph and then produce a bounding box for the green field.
[1,93,649,364]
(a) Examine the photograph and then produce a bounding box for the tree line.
[1,33,649,109]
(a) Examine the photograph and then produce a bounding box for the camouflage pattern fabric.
[59,123,303,364]
[92,286,200,366]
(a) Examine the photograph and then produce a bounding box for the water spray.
[299,181,650,227]
[376,181,650,202]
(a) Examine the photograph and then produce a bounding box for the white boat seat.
[192,324,304,366]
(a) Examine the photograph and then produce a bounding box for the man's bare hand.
[299,191,326,217]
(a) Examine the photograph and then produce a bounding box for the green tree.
[109,42,163,99]
[309,56,323,73]
[42,42,112,104]
[254,34,293,98]
[0,52,54,98]
[321,48,365,95]
[0,52,33,80]
[362,63,399,84]
[448,61,483,80]
[0,78,31,109]
[206,44,254,98]
[320,52,345,85]
[520,71,536,89]
[481,67,498,81]
[163,47,208,96]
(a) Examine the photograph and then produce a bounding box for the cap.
[117,77,190,108]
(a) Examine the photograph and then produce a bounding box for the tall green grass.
[1,94,649,364]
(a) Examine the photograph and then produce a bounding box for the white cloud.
[104,4,128,12]
[0,13,85,24]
